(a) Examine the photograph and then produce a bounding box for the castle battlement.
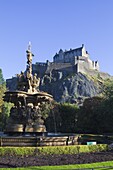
[32,44,100,78]
[53,44,99,73]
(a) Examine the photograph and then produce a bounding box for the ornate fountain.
[4,43,53,134]
[1,43,78,146]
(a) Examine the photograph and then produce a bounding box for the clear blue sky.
[0,0,113,79]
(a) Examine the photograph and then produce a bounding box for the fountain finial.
[26,41,34,65]
[28,41,31,51]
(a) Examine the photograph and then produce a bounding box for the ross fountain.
[3,42,53,135]
[1,43,79,146]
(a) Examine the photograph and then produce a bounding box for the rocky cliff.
[6,70,113,104]
[40,72,109,104]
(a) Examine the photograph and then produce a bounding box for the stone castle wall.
[32,62,76,77]
[32,60,100,81]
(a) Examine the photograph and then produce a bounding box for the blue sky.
[0,0,113,79]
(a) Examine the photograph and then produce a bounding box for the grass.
[1,161,113,170]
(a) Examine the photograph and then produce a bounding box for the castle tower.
[95,61,99,71]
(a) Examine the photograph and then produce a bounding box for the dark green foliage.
[0,68,5,85]
[0,144,108,156]
[39,102,53,120]
[0,69,6,111]
[77,81,113,133]
[0,102,13,130]
[59,103,79,132]
[45,102,62,132]
[0,68,13,130]
[98,81,113,133]
[46,103,79,133]
[77,96,104,133]
[103,80,113,99]
[99,99,113,133]
[45,80,113,134]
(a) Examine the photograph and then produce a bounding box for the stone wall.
[53,44,89,64]
[32,63,47,77]
[33,62,76,77]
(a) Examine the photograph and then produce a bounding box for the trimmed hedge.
[0,144,108,156]
[37,144,108,155]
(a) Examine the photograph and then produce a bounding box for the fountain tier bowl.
[4,90,53,105]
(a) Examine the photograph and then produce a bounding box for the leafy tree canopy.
[0,69,6,111]
[0,68,13,130]
[103,80,113,99]
[0,68,5,85]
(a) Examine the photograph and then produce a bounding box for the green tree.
[77,80,113,134]
[0,69,6,112]
[46,102,79,133]
[45,102,62,133]
[100,80,113,133]
[0,68,5,85]
[103,80,113,99]
[0,68,13,130]
[77,96,104,133]
[59,103,79,133]
[0,102,13,130]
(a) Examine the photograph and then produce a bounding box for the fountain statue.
[3,43,53,134]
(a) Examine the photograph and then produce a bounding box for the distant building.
[53,44,99,72]
[32,44,99,78]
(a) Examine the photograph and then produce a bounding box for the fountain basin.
[4,90,53,105]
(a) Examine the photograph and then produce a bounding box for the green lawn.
[1,161,113,170]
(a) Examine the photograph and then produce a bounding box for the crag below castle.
[40,71,113,104]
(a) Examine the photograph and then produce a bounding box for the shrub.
[0,147,35,156]
[0,144,108,156]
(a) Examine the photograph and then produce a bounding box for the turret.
[95,61,99,71]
